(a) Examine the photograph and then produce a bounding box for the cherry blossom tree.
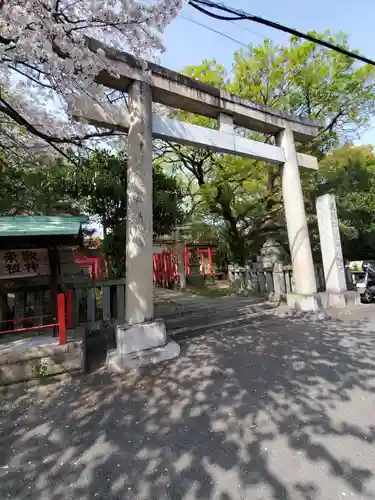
[0,0,184,160]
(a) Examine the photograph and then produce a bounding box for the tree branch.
[8,65,54,89]
[0,95,119,147]
[321,110,344,134]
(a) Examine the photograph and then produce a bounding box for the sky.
[159,0,375,145]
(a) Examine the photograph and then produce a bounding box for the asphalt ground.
[1,297,375,499]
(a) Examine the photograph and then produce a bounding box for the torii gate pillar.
[126,80,153,324]
[276,127,318,310]
[107,81,180,373]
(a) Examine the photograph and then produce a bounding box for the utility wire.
[226,19,267,40]
[180,13,266,42]
[188,0,375,67]
[179,14,248,47]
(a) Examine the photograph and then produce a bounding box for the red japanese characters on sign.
[0,249,50,279]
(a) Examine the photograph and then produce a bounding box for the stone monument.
[316,193,359,307]
[186,248,204,287]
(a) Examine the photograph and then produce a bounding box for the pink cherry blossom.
[0,0,184,160]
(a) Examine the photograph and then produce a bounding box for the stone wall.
[0,341,83,386]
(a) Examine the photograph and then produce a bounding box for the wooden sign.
[0,249,50,279]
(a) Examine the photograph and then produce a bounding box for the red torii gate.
[153,245,216,288]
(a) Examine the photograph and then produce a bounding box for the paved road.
[2,298,375,499]
[155,293,277,337]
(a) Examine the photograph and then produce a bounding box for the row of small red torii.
[153,247,216,287]
[73,247,217,285]
[64,247,216,328]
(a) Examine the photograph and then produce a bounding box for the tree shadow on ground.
[1,313,375,499]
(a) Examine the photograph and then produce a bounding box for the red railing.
[58,293,67,344]
[0,293,67,345]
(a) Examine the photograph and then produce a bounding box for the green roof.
[0,216,88,237]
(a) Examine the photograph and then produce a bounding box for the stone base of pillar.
[106,319,180,373]
[286,290,360,312]
[319,290,360,309]
[286,293,322,312]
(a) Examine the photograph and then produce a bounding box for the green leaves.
[162,31,375,264]
[231,32,375,157]
[183,59,228,89]
[71,149,184,275]
[308,145,375,259]
[0,149,184,276]
[231,39,289,108]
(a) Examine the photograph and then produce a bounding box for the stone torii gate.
[73,39,324,371]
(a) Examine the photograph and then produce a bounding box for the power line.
[179,14,248,47]
[188,0,375,67]
[181,13,267,42]
[226,19,267,40]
